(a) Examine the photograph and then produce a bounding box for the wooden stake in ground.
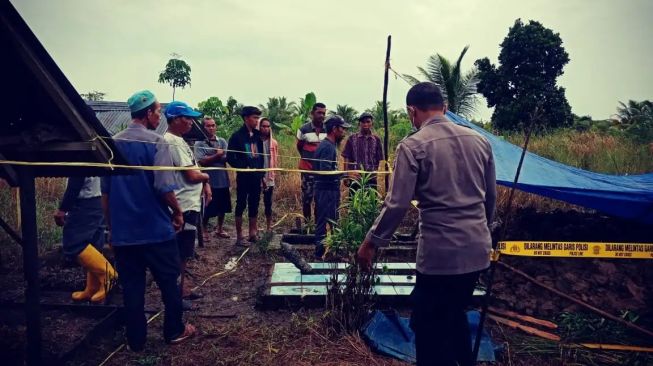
[382,35,391,194]
[488,314,560,341]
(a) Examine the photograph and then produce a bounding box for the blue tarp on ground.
[446,112,653,224]
[361,310,497,364]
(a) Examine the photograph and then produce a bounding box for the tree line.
[82,19,652,143]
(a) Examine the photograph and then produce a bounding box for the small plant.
[255,231,274,255]
[324,173,381,333]
[302,217,315,235]
[557,312,637,343]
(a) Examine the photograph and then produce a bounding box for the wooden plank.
[259,261,485,309]
[273,262,415,271]
[267,285,486,297]
[272,262,415,274]
[270,274,416,285]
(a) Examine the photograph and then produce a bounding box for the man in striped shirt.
[296,102,327,224]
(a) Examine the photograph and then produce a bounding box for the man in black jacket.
[227,106,265,246]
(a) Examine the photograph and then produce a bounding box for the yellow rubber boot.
[76,244,118,303]
[71,271,99,301]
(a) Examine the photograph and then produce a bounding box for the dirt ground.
[0,209,652,365]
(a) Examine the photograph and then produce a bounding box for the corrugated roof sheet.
[86,101,167,135]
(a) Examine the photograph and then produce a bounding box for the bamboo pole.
[19,167,42,365]
[382,35,391,194]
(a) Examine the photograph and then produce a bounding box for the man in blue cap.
[102,90,195,351]
[163,101,210,304]
[313,115,351,258]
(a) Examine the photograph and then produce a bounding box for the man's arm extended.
[358,143,418,269]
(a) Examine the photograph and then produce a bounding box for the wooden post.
[14,187,21,231]
[382,35,392,194]
[19,167,42,365]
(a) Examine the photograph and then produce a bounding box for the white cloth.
[78,177,101,199]
[164,132,202,212]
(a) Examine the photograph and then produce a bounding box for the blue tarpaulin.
[361,310,497,364]
[446,112,653,224]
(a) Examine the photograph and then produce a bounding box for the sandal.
[168,323,197,345]
[216,231,231,239]
[235,239,250,247]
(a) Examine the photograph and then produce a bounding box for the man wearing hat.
[357,82,496,365]
[163,101,210,304]
[102,91,195,351]
[341,112,384,190]
[312,115,351,258]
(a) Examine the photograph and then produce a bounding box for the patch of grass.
[557,311,643,344]
[505,129,652,175]
[131,354,161,366]
[0,178,65,265]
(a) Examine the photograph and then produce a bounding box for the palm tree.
[366,101,385,128]
[260,97,296,130]
[331,104,359,124]
[616,100,653,124]
[404,45,479,117]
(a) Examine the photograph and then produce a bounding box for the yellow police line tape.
[0,159,392,176]
[493,241,653,260]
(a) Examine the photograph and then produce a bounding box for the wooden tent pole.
[19,166,42,365]
[382,35,392,194]
[14,187,21,231]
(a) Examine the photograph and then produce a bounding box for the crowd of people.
[54,82,496,365]
[54,89,386,349]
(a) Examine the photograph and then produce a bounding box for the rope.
[102,135,346,165]
[0,159,391,176]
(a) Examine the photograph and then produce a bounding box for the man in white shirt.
[164,101,210,301]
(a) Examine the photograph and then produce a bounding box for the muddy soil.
[0,308,100,365]
[0,209,651,365]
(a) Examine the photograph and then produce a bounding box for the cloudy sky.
[11,0,653,121]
